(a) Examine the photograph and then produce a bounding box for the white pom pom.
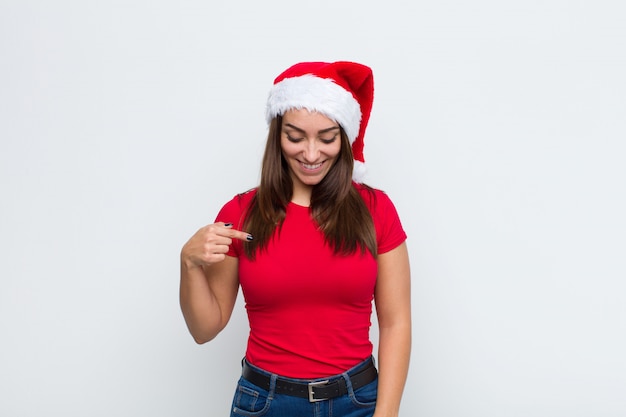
[352,160,367,183]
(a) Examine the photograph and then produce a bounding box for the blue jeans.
[230,357,378,417]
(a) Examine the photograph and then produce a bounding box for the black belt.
[241,358,378,403]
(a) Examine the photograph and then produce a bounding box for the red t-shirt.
[215,184,407,378]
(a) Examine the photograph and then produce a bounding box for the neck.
[291,184,312,207]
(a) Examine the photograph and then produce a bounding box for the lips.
[301,161,324,171]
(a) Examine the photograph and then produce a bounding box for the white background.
[1,1,625,416]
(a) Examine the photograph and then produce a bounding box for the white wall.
[1,1,625,416]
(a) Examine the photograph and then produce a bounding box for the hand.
[181,222,251,269]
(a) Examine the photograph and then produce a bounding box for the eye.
[285,133,303,143]
[320,135,338,144]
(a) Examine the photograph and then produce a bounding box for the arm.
[373,242,412,417]
[179,222,249,344]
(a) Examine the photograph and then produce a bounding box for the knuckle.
[205,223,220,232]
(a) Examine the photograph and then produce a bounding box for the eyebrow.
[284,123,340,134]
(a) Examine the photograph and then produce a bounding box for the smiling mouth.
[301,162,323,170]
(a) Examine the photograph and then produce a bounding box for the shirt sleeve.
[371,189,407,254]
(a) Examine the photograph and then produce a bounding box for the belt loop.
[341,368,355,395]
[268,373,277,400]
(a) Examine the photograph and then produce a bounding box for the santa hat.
[266,61,374,183]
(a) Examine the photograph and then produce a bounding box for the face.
[280,109,342,194]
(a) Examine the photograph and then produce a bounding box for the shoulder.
[215,188,257,226]
[353,182,395,210]
[222,187,257,209]
[234,187,258,205]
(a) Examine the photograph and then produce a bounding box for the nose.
[302,139,320,162]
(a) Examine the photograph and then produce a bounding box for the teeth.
[303,162,322,169]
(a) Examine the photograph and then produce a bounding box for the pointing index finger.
[236,230,254,242]
[221,223,253,241]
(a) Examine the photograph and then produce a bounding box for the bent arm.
[180,255,239,344]
[374,242,412,417]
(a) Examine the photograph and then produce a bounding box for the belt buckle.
[307,380,329,402]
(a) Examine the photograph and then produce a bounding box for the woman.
[180,61,411,417]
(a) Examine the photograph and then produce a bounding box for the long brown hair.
[242,115,377,259]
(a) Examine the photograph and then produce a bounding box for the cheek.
[280,139,299,158]
[329,143,341,159]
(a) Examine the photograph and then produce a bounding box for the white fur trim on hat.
[266,75,362,144]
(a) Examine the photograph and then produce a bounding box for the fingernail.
[224,223,233,227]
[246,234,254,241]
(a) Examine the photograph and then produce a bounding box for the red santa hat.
[266,61,374,183]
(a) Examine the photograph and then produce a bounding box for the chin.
[301,178,322,186]
[295,174,325,186]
